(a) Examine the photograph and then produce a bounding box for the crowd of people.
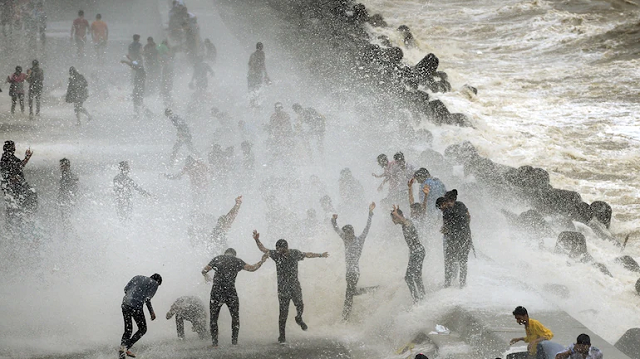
[0,2,612,359]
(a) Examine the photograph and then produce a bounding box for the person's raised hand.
[332,214,338,220]
[235,195,243,205]
[321,252,329,258]
[25,148,33,158]
[408,178,414,187]
[252,230,259,240]
[369,202,376,212]
[150,312,156,321]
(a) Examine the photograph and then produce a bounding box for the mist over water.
[1,0,639,358]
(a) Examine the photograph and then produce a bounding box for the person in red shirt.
[90,14,108,64]
[6,66,27,115]
[70,10,89,57]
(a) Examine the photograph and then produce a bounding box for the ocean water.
[360,0,640,234]
[359,0,640,344]
[0,0,639,358]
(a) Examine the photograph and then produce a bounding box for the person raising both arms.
[252,230,328,344]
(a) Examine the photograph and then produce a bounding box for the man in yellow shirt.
[510,306,554,358]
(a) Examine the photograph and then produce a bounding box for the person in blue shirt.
[414,167,446,217]
[119,273,162,359]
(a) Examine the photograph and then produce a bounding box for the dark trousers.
[443,237,470,287]
[406,245,426,302]
[121,304,147,349]
[11,93,24,113]
[73,101,90,122]
[343,271,359,320]
[278,285,304,341]
[28,89,41,115]
[210,291,240,345]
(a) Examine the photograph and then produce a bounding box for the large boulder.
[505,165,550,190]
[415,53,439,79]
[616,255,640,273]
[519,209,552,235]
[615,328,640,358]
[368,13,387,27]
[444,141,479,165]
[533,188,583,217]
[428,99,451,125]
[555,231,587,259]
[590,201,612,228]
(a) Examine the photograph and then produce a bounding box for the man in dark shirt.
[201,248,268,346]
[332,202,375,320]
[119,273,162,359]
[166,296,207,340]
[437,190,472,288]
[253,230,328,343]
[391,205,425,302]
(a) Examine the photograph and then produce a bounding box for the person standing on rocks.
[252,230,329,344]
